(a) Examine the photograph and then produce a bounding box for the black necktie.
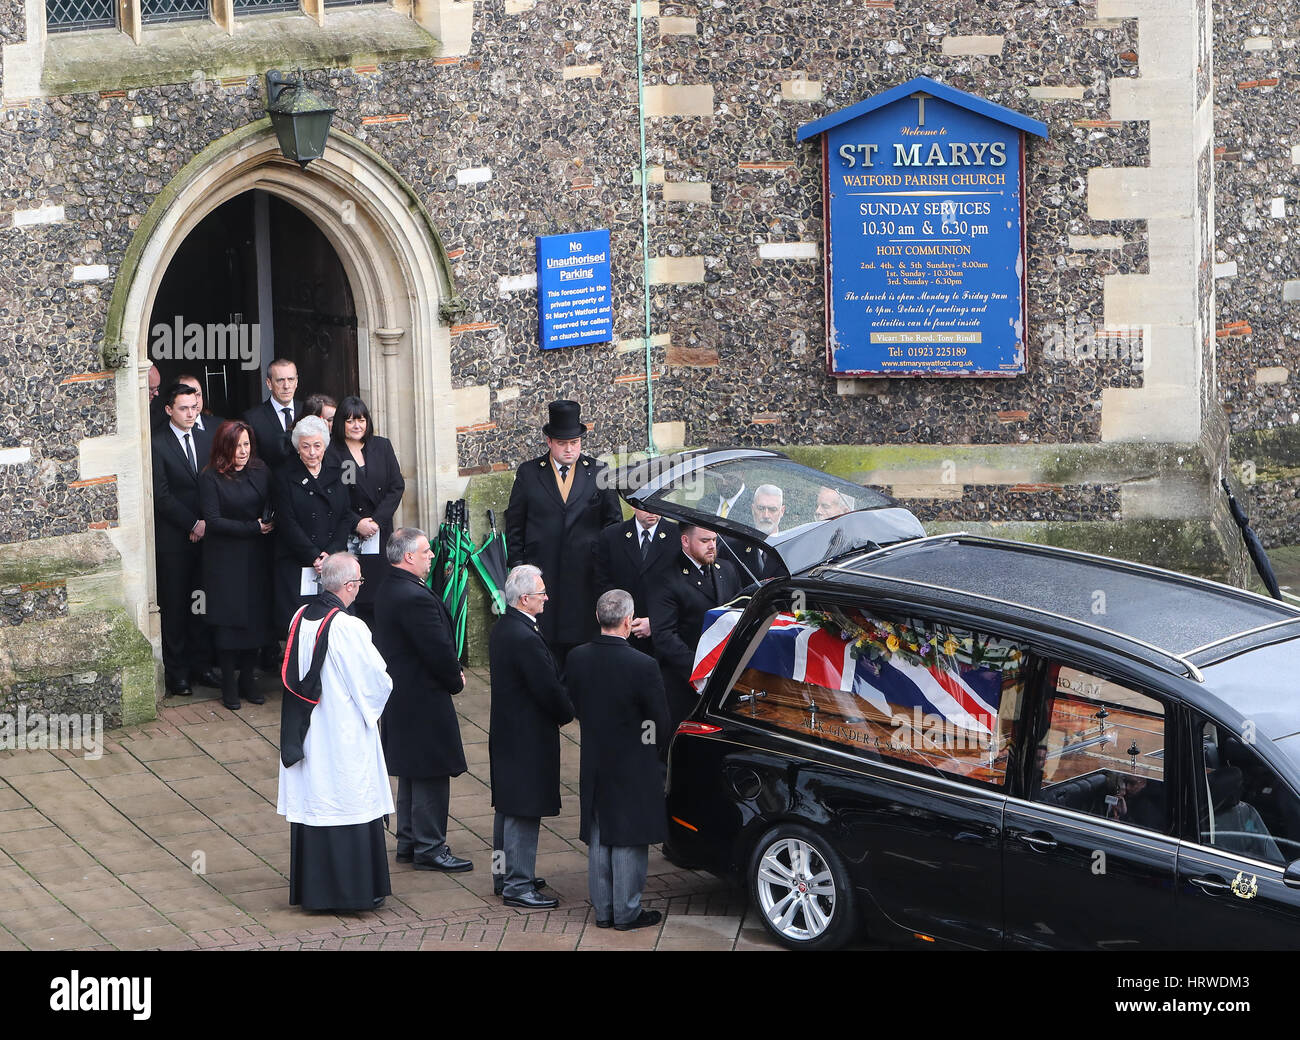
[640,529,651,559]
[559,464,569,481]
[184,432,197,474]
[281,407,293,433]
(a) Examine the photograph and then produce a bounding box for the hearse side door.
[1001,660,1180,950]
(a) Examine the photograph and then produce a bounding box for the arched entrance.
[105,120,465,660]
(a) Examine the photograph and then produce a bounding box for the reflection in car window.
[652,457,890,535]
[1031,667,1168,833]
[720,601,1028,789]
[1198,720,1300,867]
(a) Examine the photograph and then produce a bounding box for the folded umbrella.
[470,509,509,615]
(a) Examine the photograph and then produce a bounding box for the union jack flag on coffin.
[690,608,1003,736]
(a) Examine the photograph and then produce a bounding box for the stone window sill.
[11,6,441,99]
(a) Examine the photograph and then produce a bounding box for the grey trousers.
[396,776,450,860]
[587,811,648,926]
[494,812,540,898]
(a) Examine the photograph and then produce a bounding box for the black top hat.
[542,400,587,439]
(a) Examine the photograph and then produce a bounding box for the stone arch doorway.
[105,120,464,669]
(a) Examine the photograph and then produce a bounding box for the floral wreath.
[792,607,1023,675]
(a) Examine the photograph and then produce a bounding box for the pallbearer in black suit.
[504,400,622,671]
[199,420,276,710]
[593,508,679,657]
[271,415,360,634]
[649,524,743,728]
[568,589,671,931]
[177,373,226,436]
[151,382,216,696]
[242,358,302,472]
[331,396,405,630]
[374,528,472,873]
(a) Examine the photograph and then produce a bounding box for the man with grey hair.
[374,528,472,872]
[278,552,394,911]
[567,589,670,930]
[488,564,574,907]
[814,485,855,522]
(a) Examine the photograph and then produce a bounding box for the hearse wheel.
[748,824,856,950]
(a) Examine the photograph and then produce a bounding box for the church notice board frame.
[536,228,614,350]
[797,77,1048,378]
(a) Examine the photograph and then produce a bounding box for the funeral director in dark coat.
[152,380,216,696]
[373,527,473,873]
[505,399,621,670]
[489,565,574,909]
[650,524,743,728]
[593,507,679,658]
[568,589,671,931]
[272,415,360,632]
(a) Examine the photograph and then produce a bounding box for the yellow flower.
[943,637,959,656]
[1009,649,1022,661]
[886,633,900,652]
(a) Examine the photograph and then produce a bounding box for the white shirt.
[635,519,659,548]
[277,612,395,827]
[716,485,746,518]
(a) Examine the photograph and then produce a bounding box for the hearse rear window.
[717,603,1028,789]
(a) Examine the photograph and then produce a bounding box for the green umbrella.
[429,499,473,661]
[470,509,509,616]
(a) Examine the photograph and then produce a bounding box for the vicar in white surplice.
[277,552,395,911]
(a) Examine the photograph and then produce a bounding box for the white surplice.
[277,611,395,827]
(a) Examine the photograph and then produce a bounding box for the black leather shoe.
[595,918,613,929]
[615,909,661,931]
[166,681,192,697]
[413,851,473,872]
[493,876,546,896]
[221,698,241,711]
[195,668,222,689]
[244,691,266,705]
[503,890,558,909]
[395,852,413,864]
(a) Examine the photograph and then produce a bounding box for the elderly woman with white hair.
[272,414,362,632]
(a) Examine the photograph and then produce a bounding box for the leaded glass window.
[141,0,208,24]
[233,0,299,12]
[46,0,116,32]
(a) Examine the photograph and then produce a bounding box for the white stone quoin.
[455,166,493,186]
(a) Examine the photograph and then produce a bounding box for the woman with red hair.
[200,420,276,710]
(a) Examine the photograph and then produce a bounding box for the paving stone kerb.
[0,669,797,952]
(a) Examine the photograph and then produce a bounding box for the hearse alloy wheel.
[749,824,857,950]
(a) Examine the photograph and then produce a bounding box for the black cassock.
[504,452,622,648]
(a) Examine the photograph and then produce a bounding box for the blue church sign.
[798,77,1047,377]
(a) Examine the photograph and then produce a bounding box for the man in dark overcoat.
[650,524,743,729]
[242,358,303,472]
[568,589,671,931]
[152,381,217,695]
[593,507,679,658]
[374,527,472,873]
[488,564,574,908]
[505,400,621,672]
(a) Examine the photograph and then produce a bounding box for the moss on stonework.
[0,608,157,725]
[1229,427,1300,483]
[0,531,121,586]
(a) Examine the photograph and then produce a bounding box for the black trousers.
[396,776,451,860]
[156,544,210,684]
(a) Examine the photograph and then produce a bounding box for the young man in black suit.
[504,400,621,672]
[649,524,742,728]
[592,507,679,658]
[241,358,302,472]
[151,382,216,695]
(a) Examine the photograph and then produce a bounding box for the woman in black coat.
[330,396,405,627]
[272,414,360,633]
[199,420,275,710]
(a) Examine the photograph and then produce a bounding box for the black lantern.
[265,69,336,169]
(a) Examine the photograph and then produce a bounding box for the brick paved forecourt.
[0,669,803,952]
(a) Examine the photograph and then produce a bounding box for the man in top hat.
[505,400,622,672]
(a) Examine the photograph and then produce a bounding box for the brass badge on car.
[1230,871,1258,900]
